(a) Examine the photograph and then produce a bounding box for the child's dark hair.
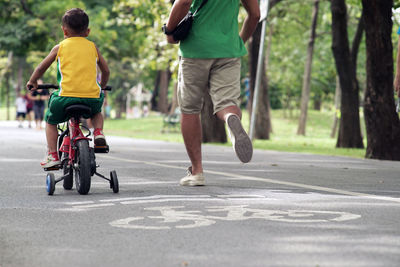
[62,8,89,34]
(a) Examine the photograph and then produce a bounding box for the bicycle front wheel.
[62,152,73,190]
[74,139,91,195]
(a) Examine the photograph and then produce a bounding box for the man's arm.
[96,46,110,89]
[26,45,59,90]
[240,0,261,43]
[165,0,192,44]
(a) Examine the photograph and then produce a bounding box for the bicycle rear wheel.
[74,139,91,195]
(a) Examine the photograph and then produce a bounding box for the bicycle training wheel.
[74,139,91,195]
[110,170,119,193]
[46,173,56,195]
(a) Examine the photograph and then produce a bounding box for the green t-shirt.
[179,0,247,59]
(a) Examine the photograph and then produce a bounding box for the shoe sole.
[94,137,107,146]
[180,181,205,186]
[41,162,61,169]
[180,176,205,186]
[227,115,253,163]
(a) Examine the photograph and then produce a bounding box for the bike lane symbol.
[109,205,361,230]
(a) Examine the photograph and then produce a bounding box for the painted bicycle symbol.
[109,205,361,230]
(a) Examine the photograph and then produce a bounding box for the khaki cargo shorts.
[177,57,241,114]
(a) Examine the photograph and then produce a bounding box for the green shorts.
[45,93,104,125]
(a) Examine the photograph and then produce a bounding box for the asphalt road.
[1,121,400,267]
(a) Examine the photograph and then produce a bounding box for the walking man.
[164,0,260,186]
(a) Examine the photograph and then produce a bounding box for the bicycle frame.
[59,117,91,166]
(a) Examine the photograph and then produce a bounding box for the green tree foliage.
[266,0,367,113]
[106,0,178,112]
[0,0,397,123]
[0,0,177,111]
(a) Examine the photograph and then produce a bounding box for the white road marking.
[99,194,211,203]
[216,194,266,198]
[101,155,400,204]
[60,194,361,229]
[113,181,176,185]
[109,205,361,230]
[0,158,37,162]
[90,181,176,186]
[60,203,114,212]
[120,198,221,205]
[282,159,363,163]
[156,160,247,165]
[62,195,279,212]
[65,201,95,205]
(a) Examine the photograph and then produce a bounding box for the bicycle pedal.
[44,165,61,171]
[94,145,109,153]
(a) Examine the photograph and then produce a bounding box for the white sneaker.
[226,114,253,163]
[180,167,205,186]
[40,152,61,169]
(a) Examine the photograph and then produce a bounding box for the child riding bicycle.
[26,8,110,169]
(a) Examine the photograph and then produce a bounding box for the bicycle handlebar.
[28,84,112,91]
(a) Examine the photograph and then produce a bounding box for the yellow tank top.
[56,37,101,98]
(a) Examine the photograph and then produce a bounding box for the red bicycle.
[31,84,118,195]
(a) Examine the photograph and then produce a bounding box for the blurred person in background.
[24,90,34,128]
[29,79,50,130]
[15,91,27,128]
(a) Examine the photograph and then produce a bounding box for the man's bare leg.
[181,113,203,174]
[216,105,242,122]
[216,105,253,163]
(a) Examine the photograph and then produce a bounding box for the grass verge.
[1,106,366,158]
[103,109,367,159]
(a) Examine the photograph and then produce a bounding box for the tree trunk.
[297,0,320,136]
[201,93,227,143]
[351,12,364,72]
[255,68,272,139]
[16,57,25,94]
[158,69,171,114]
[116,98,124,119]
[331,0,363,148]
[0,51,13,120]
[169,82,179,115]
[151,71,161,111]
[362,0,400,160]
[330,13,363,139]
[249,23,272,140]
[313,96,321,110]
[330,76,341,138]
[263,23,274,134]
[5,51,13,121]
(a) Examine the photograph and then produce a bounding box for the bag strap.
[193,0,208,16]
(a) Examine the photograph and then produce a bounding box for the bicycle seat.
[65,104,92,118]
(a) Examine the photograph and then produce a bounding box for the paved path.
[0,122,400,267]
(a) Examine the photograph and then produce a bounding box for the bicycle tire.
[110,170,119,193]
[74,140,91,195]
[62,152,73,190]
[46,173,56,196]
